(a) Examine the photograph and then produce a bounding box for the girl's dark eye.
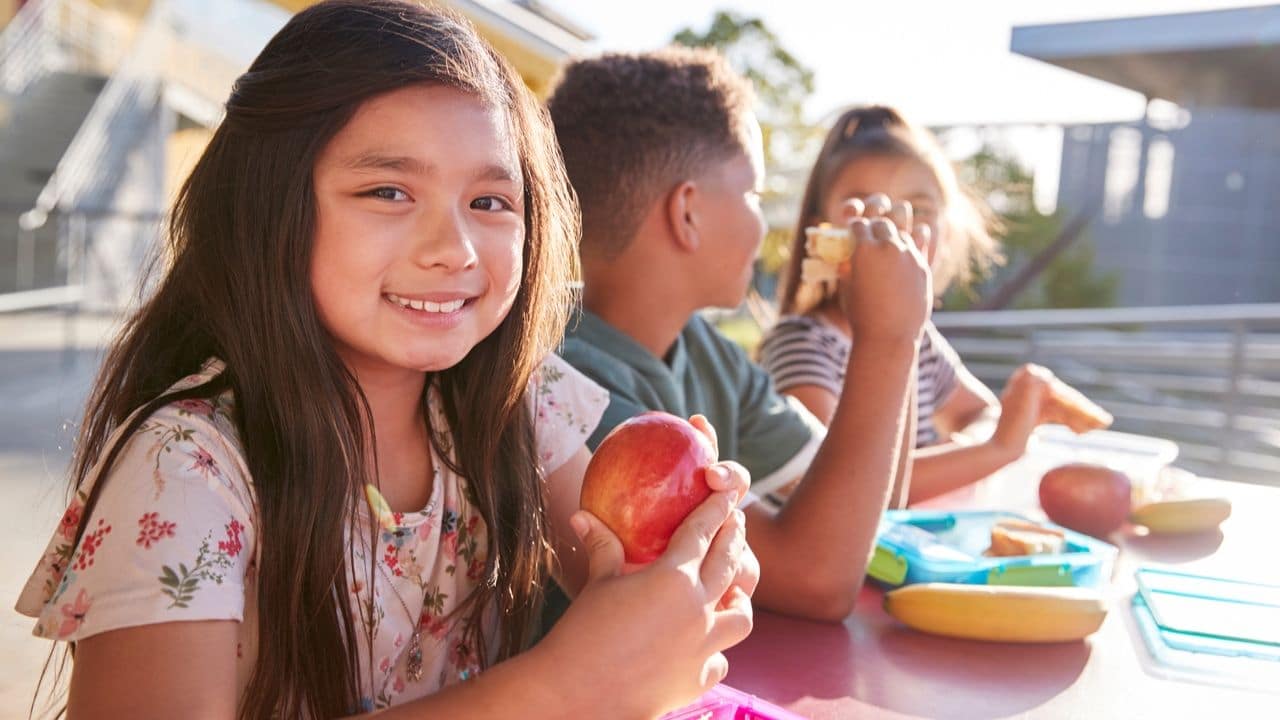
[471,196,512,212]
[364,187,407,201]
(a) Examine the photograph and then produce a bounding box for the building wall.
[1057,107,1280,306]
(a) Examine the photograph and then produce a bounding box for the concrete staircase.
[0,70,106,293]
[0,0,259,308]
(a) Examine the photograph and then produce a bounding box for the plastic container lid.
[1135,568,1280,656]
[1131,567,1280,693]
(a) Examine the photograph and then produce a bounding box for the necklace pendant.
[406,630,424,682]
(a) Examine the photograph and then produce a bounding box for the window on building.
[1143,136,1174,220]
[1103,127,1142,224]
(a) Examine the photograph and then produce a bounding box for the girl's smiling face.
[310,85,524,378]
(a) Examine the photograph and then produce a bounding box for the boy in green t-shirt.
[547,47,931,621]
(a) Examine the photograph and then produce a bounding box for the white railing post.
[0,0,55,93]
[1221,320,1248,475]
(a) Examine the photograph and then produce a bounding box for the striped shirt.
[758,316,962,447]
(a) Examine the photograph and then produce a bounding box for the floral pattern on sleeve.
[529,353,609,473]
[158,519,245,609]
[15,360,256,646]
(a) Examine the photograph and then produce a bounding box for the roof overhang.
[450,0,590,93]
[1012,5,1280,108]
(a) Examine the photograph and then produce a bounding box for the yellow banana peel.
[884,583,1108,643]
[1131,497,1232,534]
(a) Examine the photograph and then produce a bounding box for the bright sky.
[547,0,1277,127]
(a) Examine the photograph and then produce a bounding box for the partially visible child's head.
[548,48,765,306]
[779,105,1000,315]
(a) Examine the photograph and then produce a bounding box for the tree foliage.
[673,10,816,169]
[943,144,1118,310]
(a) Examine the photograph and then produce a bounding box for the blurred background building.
[1014,5,1280,307]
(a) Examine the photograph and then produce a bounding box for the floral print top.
[15,354,608,712]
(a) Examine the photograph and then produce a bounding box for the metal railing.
[1,203,164,310]
[26,1,168,222]
[0,0,60,94]
[934,304,1280,486]
[1,0,244,313]
[0,0,131,94]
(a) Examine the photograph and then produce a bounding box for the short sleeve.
[758,316,847,396]
[529,354,610,475]
[734,344,825,495]
[924,322,963,406]
[15,402,257,642]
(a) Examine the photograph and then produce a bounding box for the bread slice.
[1042,378,1113,434]
[988,518,1067,557]
[804,223,855,264]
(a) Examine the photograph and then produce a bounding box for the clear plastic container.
[660,684,806,720]
[1032,425,1178,488]
[961,420,1180,509]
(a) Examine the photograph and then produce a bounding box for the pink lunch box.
[659,684,807,720]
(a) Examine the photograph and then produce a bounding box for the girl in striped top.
[761,105,1070,504]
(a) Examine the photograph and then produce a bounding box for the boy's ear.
[666,180,700,253]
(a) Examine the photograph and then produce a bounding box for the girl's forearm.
[906,440,1021,505]
[349,646,586,719]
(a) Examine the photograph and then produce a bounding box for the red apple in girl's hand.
[1039,463,1132,538]
[579,412,718,564]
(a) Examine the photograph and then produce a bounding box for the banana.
[884,583,1108,643]
[1131,497,1232,534]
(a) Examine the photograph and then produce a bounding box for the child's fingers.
[700,652,731,692]
[717,584,753,614]
[688,414,719,458]
[711,586,747,640]
[704,462,749,504]
[910,223,933,256]
[899,223,929,269]
[869,218,907,252]
[699,507,746,599]
[708,591,754,654]
[838,197,866,223]
[660,490,737,570]
[848,217,874,248]
[571,511,625,583]
[889,200,913,234]
[731,538,760,598]
[862,192,892,219]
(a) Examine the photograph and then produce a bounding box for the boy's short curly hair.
[547,47,756,258]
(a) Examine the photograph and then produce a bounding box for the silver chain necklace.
[365,479,439,684]
[375,554,427,682]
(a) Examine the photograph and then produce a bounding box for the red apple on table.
[580,412,717,564]
[1039,463,1132,538]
